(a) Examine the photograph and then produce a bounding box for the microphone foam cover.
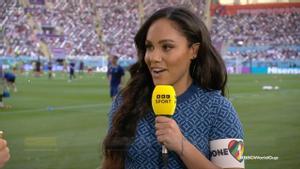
[152,85,176,116]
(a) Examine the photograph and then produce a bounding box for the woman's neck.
[174,77,193,97]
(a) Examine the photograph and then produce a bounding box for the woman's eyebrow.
[158,39,175,44]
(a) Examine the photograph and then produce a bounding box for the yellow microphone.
[152,85,176,116]
[152,85,176,166]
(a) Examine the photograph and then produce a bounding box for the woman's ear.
[190,43,200,59]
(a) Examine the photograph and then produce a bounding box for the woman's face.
[144,18,198,95]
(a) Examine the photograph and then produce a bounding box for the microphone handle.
[162,145,168,168]
[162,145,168,154]
[158,115,172,168]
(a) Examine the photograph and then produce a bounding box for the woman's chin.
[153,80,170,86]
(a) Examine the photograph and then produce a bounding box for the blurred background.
[0,0,299,168]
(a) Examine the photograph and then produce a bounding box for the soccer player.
[69,60,76,82]
[79,61,84,79]
[107,55,124,99]
[4,72,17,93]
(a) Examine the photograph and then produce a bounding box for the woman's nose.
[148,49,162,62]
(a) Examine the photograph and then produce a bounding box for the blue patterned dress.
[108,83,244,169]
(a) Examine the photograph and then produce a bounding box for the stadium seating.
[0,0,299,63]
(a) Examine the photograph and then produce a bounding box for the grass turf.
[0,73,299,169]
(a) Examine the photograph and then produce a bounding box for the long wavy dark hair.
[101,7,227,169]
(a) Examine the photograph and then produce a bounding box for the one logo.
[228,140,244,162]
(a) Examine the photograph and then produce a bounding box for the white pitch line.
[2,103,111,114]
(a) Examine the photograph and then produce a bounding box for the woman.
[102,7,244,169]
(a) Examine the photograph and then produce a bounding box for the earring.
[192,61,197,75]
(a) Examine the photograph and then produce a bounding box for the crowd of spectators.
[29,0,103,56]
[0,0,299,62]
[1,0,206,59]
[211,12,300,61]
[0,0,40,57]
[1,0,104,57]
[225,47,300,61]
[100,0,139,59]
[211,13,300,46]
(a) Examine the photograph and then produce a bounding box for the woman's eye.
[162,44,173,51]
[145,44,154,51]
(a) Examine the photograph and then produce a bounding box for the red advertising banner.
[211,3,300,16]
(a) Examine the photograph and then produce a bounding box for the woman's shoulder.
[191,85,225,103]
[193,85,230,105]
[191,85,234,115]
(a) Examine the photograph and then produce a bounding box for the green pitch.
[0,73,299,169]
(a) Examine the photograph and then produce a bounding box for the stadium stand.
[1,0,207,58]
[210,3,300,61]
[0,0,299,71]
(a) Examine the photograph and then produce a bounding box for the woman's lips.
[151,68,167,78]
